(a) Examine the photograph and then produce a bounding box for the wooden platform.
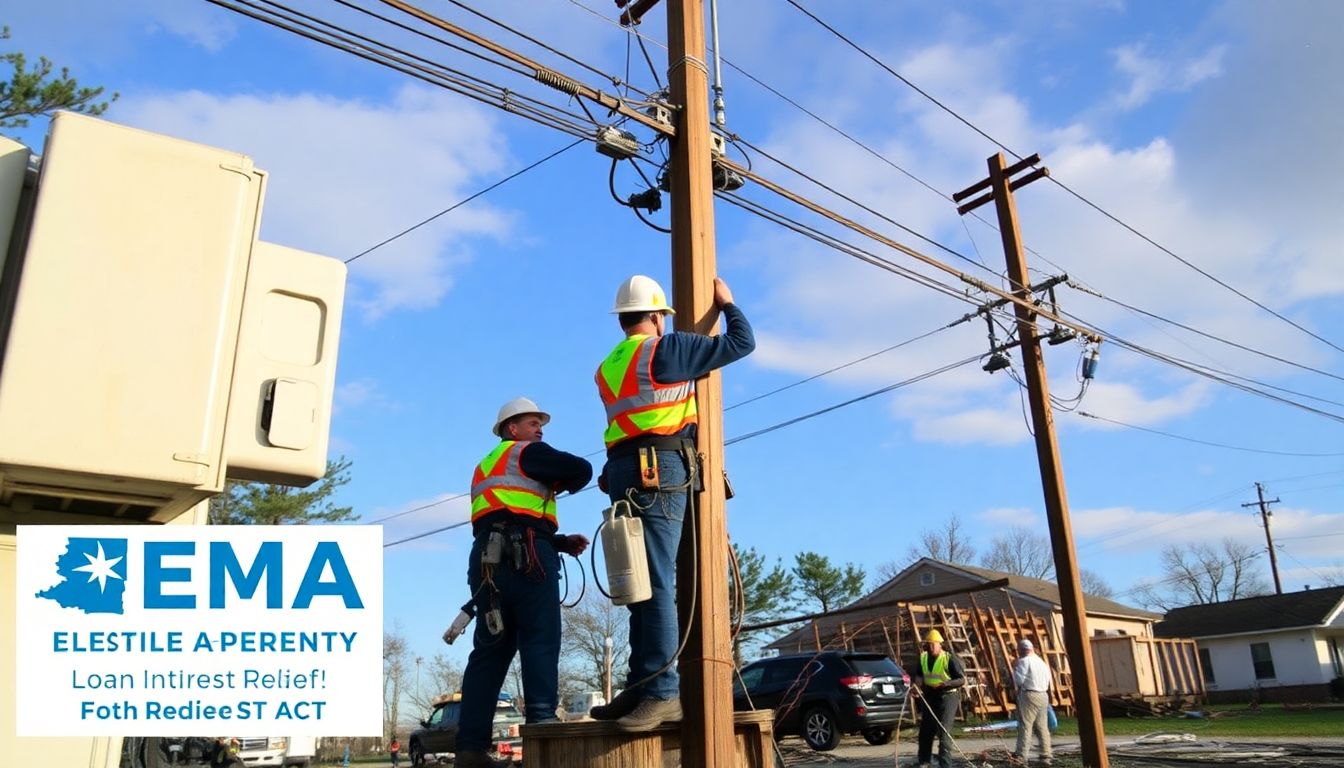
[521,709,774,768]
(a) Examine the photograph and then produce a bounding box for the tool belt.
[605,435,700,494]
[474,515,554,573]
[605,434,694,460]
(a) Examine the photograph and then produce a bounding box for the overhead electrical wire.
[725,322,964,411]
[783,0,1344,357]
[382,352,981,546]
[441,0,650,96]
[729,134,1006,279]
[1068,281,1344,385]
[349,139,584,263]
[206,0,598,139]
[1076,411,1344,458]
[1067,313,1344,425]
[726,353,982,446]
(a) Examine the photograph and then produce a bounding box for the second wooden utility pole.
[954,152,1109,768]
[1242,482,1283,594]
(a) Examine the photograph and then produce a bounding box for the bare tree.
[1322,565,1344,588]
[1079,568,1115,598]
[1134,538,1270,611]
[383,632,410,741]
[875,513,979,579]
[560,592,630,699]
[911,513,978,565]
[981,526,1054,580]
[406,653,464,718]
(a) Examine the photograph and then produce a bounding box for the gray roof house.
[1154,586,1344,703]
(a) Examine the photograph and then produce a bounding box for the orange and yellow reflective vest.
[596,334,697,448]
[470,441,557,526]
[921,651,951,686]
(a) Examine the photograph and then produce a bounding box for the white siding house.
[1156,587,1344,703]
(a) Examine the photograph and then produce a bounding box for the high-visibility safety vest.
[921,651,952,686]
[596,334,697,448]
[470,441,557,526]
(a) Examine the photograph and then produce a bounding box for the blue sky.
[9,0,1344,684]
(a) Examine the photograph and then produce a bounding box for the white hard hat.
[611,275,676,315]
[493,397,550,437]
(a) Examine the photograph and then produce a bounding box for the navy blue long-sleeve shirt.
[650,303,756,383]
[516,441,593,493]
[646,302,755,443]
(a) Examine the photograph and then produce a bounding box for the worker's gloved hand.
[555,534,590,557]
[597,469,609,494]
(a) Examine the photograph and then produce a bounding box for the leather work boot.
[589,688,641,721]
[453,751,507,768]
[615,696,683,732]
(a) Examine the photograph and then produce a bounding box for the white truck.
[234,736,317,767]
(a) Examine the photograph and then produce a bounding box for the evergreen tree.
[792,551,866,614]
[209,457,355,525]
[1,27,117,132]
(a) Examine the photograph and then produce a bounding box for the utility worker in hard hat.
[911,628,966,768]
[590,274,754,732]
[454,397,592,768]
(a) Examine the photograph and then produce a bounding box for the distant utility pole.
[623,1,734,766]
[1242,482,1283,595]
[954,152,1109,768]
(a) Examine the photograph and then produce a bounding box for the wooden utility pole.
[630,0,736,766]
[1242,482,1283,594]
[954,152,1109,768]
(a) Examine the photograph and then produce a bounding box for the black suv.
[408,696,524,766]
[733,651,909,751]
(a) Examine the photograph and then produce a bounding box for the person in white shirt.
[1012,639,1053,765]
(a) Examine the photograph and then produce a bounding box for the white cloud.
[1110,42,1226,110]
[335,379,398,414]
[116,85,514,318]
[1074,381,1209,426]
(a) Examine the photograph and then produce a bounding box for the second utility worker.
[591,274,755,732]
[454,397,591,768]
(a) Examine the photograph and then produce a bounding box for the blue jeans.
[456,529,561,752]
[604,449,690,701]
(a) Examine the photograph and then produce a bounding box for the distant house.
[767,558,1160,654]
[1154,586,1344,703]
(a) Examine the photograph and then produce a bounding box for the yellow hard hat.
[924,629,944,643]
[611,275,675,315]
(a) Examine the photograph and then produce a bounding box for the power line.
[783,0,1344,356]
[385,520,471,547]
[1067,311,1344,426]
[1077,411,1344,458]
[725,322,964,411]
[726,354,982,446]
[729,134,1005,280]
[208,0,597,139]
[1069,282,1344,385]
[381,346,981,545]
[348,139,583,263]
[441,0,647,96]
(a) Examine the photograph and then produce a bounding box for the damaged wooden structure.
[772,598,1203,722]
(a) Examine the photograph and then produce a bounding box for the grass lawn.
[1049,703,1344,738]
